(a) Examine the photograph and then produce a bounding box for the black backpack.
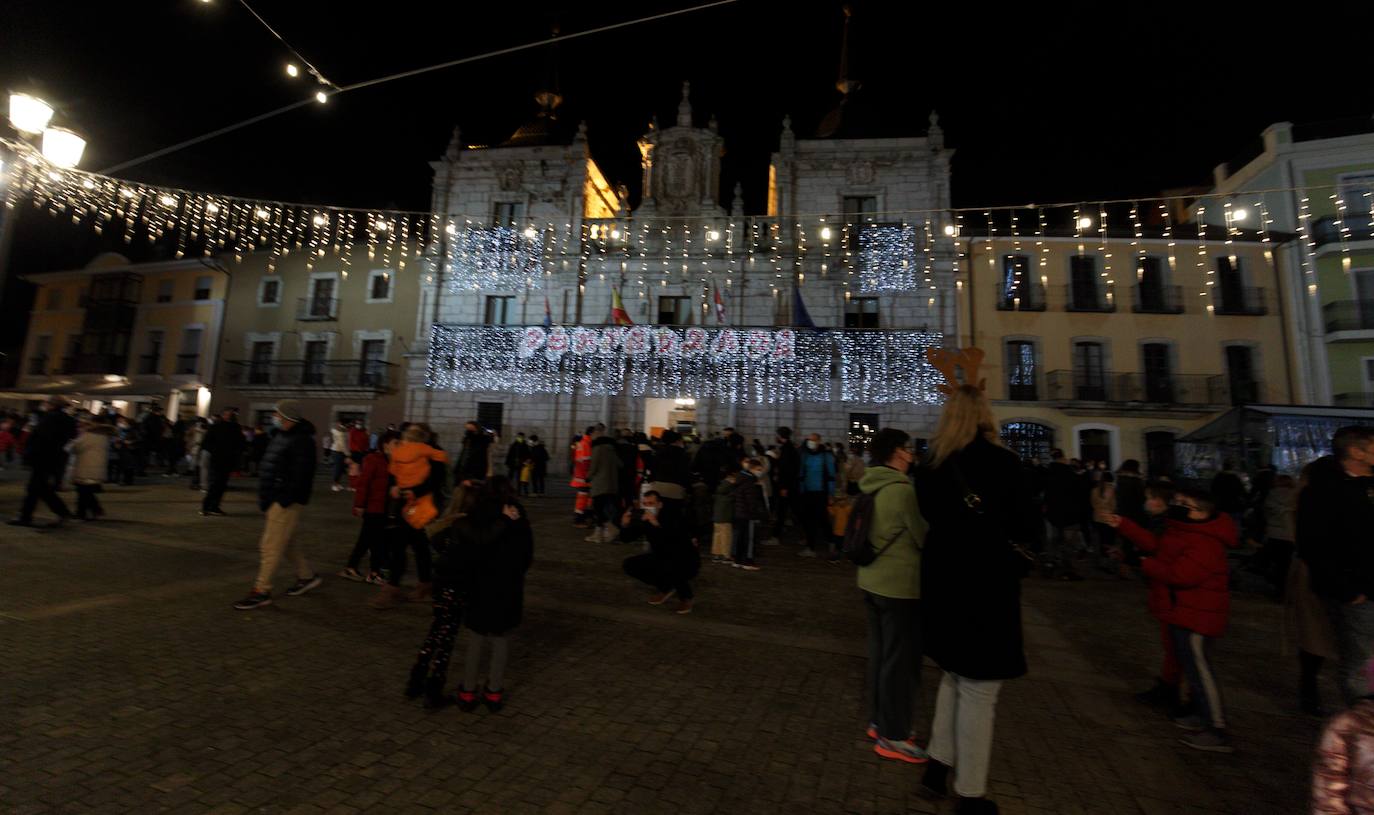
[841,482,899,566]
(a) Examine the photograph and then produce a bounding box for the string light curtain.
[426,325,943,404]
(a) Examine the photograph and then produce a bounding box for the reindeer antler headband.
[926,347,987,395]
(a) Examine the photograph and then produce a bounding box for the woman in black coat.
[406,478,530,710]
[448,477,532,712]
[913,382,1039,815]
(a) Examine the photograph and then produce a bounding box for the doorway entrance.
[1077,428,1112,467]
[643,397,697,438]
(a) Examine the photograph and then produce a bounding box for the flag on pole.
[791,285,818,330]
[610,287,634,326]
[713,285,728,324]
[542,295,553,328]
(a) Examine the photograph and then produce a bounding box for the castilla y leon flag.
[542,295,553,328]
[610,287,634,326]
[713,285,728,324]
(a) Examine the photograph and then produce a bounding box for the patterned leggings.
[412,584,462,684]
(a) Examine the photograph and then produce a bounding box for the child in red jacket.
[339,430,400,584]
[1107,487,1238,753]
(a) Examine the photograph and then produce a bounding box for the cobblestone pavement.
[0,470,1324,814]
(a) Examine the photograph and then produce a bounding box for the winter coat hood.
[859,464,911,494]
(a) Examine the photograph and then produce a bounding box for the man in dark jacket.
[455,420,492,484]
[692,428,739,491]
[528,435,549,496]
[9,396,75,527]
[586,433,622,543]
[621,491,699,614]
[771,427,800,544]
[505,433,529,480]
[233,399,321,610]
[1041,449,1084,580]
[648,430,692,512]
[1302,427,1374,705]
[200,407,245,516]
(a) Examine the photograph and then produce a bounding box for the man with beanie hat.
[234,399,321,610]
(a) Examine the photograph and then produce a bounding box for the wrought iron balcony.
[223,359,396,390]
[1323,300,1374,333]
[59,354,128,375]
[1131,284,1185,314]
[296,297,339,321]
[995,283,1048,312]
[1214,286,1267,316]
[1312,214,1374,249]
[1045,370,1231,406]
[174,354,200,375]
[1335,392,1374,408]
[1061,284,1116,313]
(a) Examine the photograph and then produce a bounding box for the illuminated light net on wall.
[447,226,546,291]
[856,224,919,293]
[426,325,945,404]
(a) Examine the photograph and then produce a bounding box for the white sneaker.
[585,527,606,543]
[331,484,343,492]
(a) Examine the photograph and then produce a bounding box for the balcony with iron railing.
[174,354,200,375]
[1335,392,1374,408]
[1213,286,1267,316]
[994,283,1048,312]
[224,359,396,390]
[1323,300,1374,333]
[1045,370,1231,407]
[1132,284,1185,314]
[296,297,339,321]
[1312,214,1374,249]
[59,354,128,375]
[1061,284,1117,313]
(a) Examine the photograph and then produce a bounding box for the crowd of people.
[14,378,1374,812]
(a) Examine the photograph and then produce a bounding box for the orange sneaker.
[874,737,929,764]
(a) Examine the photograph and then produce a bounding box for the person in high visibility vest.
[571,425,597,526]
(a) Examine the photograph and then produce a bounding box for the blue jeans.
[1329,600,1374,706]
[731,520,756,564]
[332,450,348,484]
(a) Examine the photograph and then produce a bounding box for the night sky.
[0,0,1368,351]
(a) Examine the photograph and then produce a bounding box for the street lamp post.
[0,92,87,313]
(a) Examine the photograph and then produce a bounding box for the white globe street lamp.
[8,93,54,135]
[41,127,86,168]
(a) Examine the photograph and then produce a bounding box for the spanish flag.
[610,287,634,326]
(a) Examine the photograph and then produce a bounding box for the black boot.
[955,796,999,815]
[423,676,449,709]
[404,663,427,699]
[919,760,950,799]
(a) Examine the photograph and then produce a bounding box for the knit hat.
[275,399,304,423]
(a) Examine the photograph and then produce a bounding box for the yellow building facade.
[10,253,228,417]
[212,244,420,433]
[956,231,1295,476]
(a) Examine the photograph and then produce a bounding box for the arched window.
[1001,422,1055,463]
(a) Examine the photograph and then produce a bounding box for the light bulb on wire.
[315,91,328,104]
[286,63,300,78]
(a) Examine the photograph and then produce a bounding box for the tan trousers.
[254,503,311,593]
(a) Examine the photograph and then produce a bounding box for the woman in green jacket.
[857,428,928,765]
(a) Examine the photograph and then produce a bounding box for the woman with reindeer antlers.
[913,348,1040,815]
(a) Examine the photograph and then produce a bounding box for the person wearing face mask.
[1104,487,1238,753]
[857,428,927,765]
[796,433,837,558]
[233,400,321,611]
[730,457,769,570]
[619,491,698,614]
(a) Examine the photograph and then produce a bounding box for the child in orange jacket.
[389,425,448,527]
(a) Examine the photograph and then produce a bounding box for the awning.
[0,379,204,399]
[1179,404,1374,444]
